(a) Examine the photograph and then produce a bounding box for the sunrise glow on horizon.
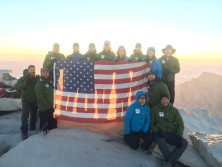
[0,0,222,63]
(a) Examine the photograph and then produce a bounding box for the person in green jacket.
[15,65,38,140]
[150,93,188,167]
[43,43,65,81]
[159,45,180,104]
[147,71,170,108]
[130,43,145,62]
[84,43,98,60]
[98,40,116,60]
[35,67,57,135]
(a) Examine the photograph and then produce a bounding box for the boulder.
[0,98,22,111]
[189,132,222,167]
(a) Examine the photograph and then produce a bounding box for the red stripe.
[94,73,147,84]
[55,114,124,123]
[55,105,128,113]
[94,60,151,66]
[56,94,135,104]
[94,63,149,75]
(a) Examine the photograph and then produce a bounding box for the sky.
[0,0,222,80]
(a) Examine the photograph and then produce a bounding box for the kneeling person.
[124,91,153,153]
[151,93,188,167]
[35,67,57,134]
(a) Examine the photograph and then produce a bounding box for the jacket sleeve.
[43,53,51,68]
[170,58,180,74]
[156,60,163,79]
[124,106,133,134]
[175,109,184,136]
[15,77,28,92]
[142,107,150,133]
[35,83,50,111]
[150,107,160,133]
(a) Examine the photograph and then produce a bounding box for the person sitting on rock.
[147,71,169,108]
[124,90,154,154]
[150,93,188,167]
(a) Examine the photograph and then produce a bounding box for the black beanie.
[28,65,35,69]
[159,93,170,101]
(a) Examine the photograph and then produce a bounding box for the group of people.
[15,40,185,167]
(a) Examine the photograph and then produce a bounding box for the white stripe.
[55,87,148,99]
[95,62,146,70]
[56,109,126,119]
[94,67,150,80]
[95,78,147,89]
[55,100,135,109]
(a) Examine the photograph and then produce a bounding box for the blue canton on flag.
[55,60,95,93]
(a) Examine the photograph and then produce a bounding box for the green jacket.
[35,77,53,112]
[15,75,37,103]
[148,81,169,108]
[98,51,116,60]
[84,51,98,60]
[130,50,145,62]
[159,55,180,82]
[43,51,65,74]
[150,104,184,136]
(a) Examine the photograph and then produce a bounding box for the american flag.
[54,60,150,123]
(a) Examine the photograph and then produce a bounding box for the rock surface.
[189,132,222,167]
[0,98,22,111]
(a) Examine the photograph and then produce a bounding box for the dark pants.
[21,101,38,134]
[155,134,188,165]
[39,108,57,131]
[124,130,154,150]
[164,81,175,104]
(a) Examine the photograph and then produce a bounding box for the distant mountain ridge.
[175,72,222,117]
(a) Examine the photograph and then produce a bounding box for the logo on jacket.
[159,112,164,117]
[135,109,140,114]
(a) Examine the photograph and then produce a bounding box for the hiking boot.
[21,132,28,140]
[141,147,152,155]
[43,130,49,135]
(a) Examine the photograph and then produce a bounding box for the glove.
[140,131,146,138]
[25,77,34,84]
[175,135,183,148]
[156,131,164,138]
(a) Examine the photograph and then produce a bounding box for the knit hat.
[162,44,176,54]
[159,93,170,101]
[135,43,142,48]
[53,43,60,47]
[89,43,95,48]
[28,65,35,69]
[40,67,49,72]
[73,43,79,48]
[147,71,156,76]
[147,47,155,52]
[104,40,110,45]
[139,94,146,99]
